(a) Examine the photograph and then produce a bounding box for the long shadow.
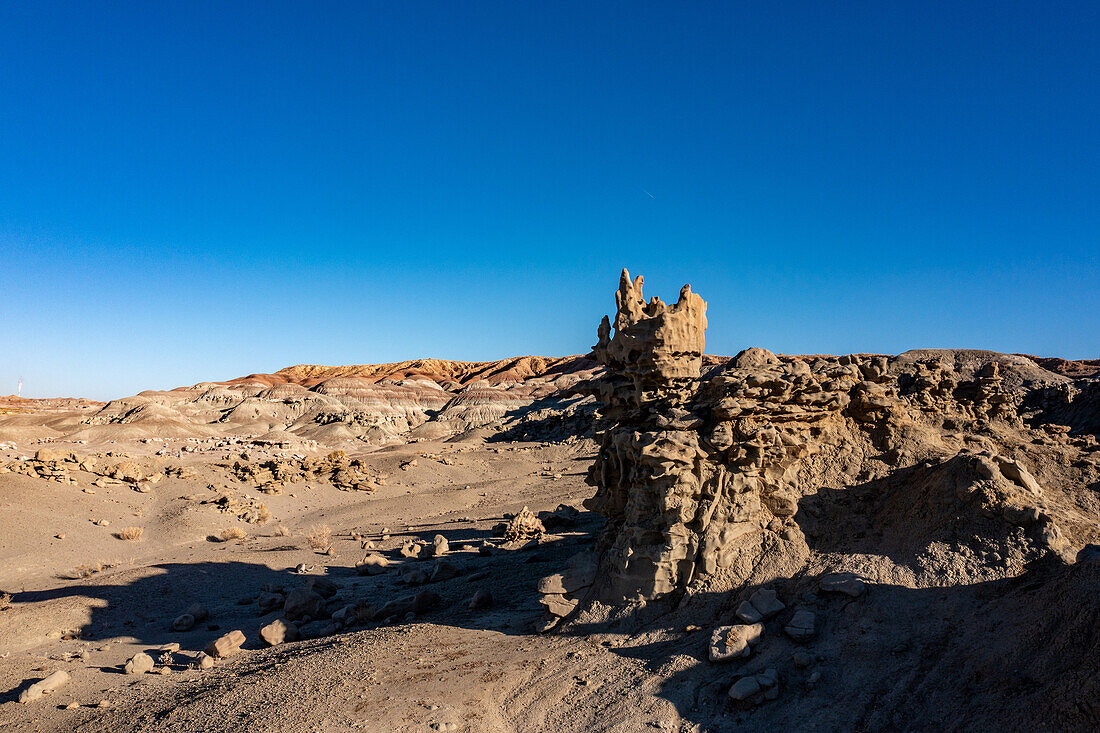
[487,397,597,443]
[7,489,1099,733]
[793,455,1046,571]
[2,510,607,700]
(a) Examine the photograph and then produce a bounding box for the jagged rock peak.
[595,268,708,387]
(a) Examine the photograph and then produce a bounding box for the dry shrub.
[116,526,143,541]
[272,524,290,537]
[69,562,112,579]
[306,525,332,552]
[219,527,247,542]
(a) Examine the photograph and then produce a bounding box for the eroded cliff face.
[583,270,1095,605]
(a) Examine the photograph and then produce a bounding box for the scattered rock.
[429,558,461,582]
[284,588,326,622]
[204,630,245,659]
[260,619,300,646]
[709,623,764,662]
[172,614,196,632]
[356,553,389,575]
[400,539,425,558]
[430,534,449,556]
[257,592,286,614]
[504,506,545,541]
[468,588,494,610]
[123,652,154,675]
[729,668,779,705]
[539,593,578,618]
[784,610,816,642]
[735,588,786,623]
[307,577,338,599]
[18,670,70,703]
[820,572,866,597]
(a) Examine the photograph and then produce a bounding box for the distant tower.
[17,378,22,398]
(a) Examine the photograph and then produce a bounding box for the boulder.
[172,613,196,632]
[18,670,70,703]
[284,588,326,621]
[123,652,154,675]
[204,629,245,658]
[356,553,389,576]
[260,619,300,646]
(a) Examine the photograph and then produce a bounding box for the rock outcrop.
[582,270,1095,604]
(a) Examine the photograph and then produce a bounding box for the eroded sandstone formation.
[583,270,1096,604]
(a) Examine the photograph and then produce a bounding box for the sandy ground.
[0,431,610,731]
[1,405,1098,733]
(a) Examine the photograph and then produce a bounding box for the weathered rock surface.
[708,623,764,661]
[204,630,246,659]
[123,652,155,675]
[260,619,300,646]
[18,670,70,703]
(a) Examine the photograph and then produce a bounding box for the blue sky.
[1,2,1098,399]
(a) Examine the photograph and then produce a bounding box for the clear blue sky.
[2,2,1098,400]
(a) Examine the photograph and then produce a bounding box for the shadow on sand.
[6,495,1099,732]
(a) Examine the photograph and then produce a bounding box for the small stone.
[468,589,494,610]
[123,652,154,675]
[355,553,389,576]
[820,572,866,597]
[709,623,764,662]
[17,670,70,702]
[784,610,816,642]
[792,650,813,668]
[430,534,449,556]
[172,614,196,632]
[204,629,245,659]
[729,676,761,701]
[260,619,300,646]
[284,588,326,621]
[197,652,215,669]
[97,699,110,708]
[66,701,80,709]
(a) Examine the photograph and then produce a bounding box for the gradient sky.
[2,2,1098,400]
